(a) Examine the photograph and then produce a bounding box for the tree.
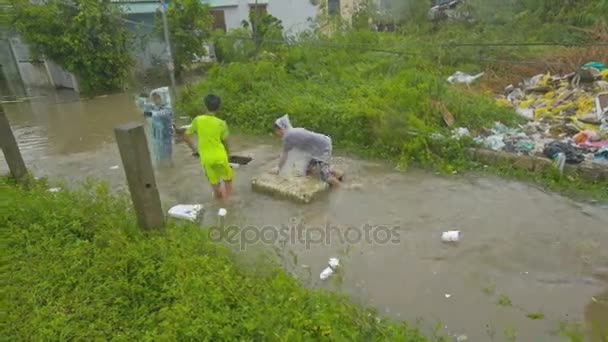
[9,0,133,95]
[157,0,213,79]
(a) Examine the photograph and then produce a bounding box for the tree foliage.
[157,0,212,79]
[9,0,132,95]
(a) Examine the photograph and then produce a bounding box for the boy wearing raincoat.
[273,115,342,187]
[183,94,233,202]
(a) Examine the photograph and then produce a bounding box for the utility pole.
[159,0,178,104]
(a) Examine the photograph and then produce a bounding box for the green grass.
[0,176,434,341]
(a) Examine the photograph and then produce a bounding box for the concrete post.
[114,122,164,230]
[0,105,28,182]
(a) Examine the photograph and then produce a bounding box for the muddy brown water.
[2,92,607,341]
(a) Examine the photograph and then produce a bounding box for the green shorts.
[203,160,233,186]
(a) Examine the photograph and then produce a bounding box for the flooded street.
[2,92,607,341]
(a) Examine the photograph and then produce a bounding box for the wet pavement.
[1,91,607,341]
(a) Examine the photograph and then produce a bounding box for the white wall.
[223,5,249,31]
[268,0,318,36]
[219,0,319,36]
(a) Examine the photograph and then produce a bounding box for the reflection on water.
[3,90,141,157]
[1,90,608,341]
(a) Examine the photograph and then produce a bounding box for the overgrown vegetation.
[156,0,213,79]
[178,0,608,201]
[8,0,132,94]
[0,177,433,341]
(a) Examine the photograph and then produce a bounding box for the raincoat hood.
[274,114,293,130]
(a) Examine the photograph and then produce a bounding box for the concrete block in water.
[251,172,329,204]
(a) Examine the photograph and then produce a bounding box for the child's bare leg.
[223,180,233,199]
[211,184,223,200]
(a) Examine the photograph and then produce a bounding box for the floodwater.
[2,91,607,341]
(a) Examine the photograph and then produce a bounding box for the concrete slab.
[251,172,329,204]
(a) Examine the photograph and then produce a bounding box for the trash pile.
[477,61,608,166]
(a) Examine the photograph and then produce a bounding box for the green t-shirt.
[186,115,229,165]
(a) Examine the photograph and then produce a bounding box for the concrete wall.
[8,37,53,89]
[0,38,26,96]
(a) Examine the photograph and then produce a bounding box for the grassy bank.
[0,177,433,341]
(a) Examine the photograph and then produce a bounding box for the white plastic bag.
[441,230,461,242]
[320,258,340,280]
[168,204,203,222]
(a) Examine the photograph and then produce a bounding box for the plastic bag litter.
[516,107,534,120]
[48,187,62,193]
[479,135,505,151]
[441,230,461,242]
[451,127,470,139]
[447,71,484,85]
[553,152,566,173]
[168,204,203,222]
[320,258,339,280]
[543,141,584,164]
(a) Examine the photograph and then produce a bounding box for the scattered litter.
[480,64,608,170]
[168,204,203,222]
[444,293,452,298]
[543,141,584,164]
[516,107,534,120]
[451,127,470,139]
[47,187,62,193]
[218,208,227,217]
[320,257,339,280]
[477,134,505,151]
[441,230,461,242]
[456,334,468,342]
[109,165,119,170]
[447,71,484,85]
[553,152,566,173]
[430,132,445,140]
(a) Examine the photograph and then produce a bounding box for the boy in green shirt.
[184,94,233,202]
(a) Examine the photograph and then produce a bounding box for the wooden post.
[114,122,164,230]
[0,105,28,182]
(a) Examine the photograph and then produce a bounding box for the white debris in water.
[441,230,461,242]
[320,257,339,280]
[168,204,203,222]
[109,165,119,170]
[456,334,468,342]
[444,293,452,298]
